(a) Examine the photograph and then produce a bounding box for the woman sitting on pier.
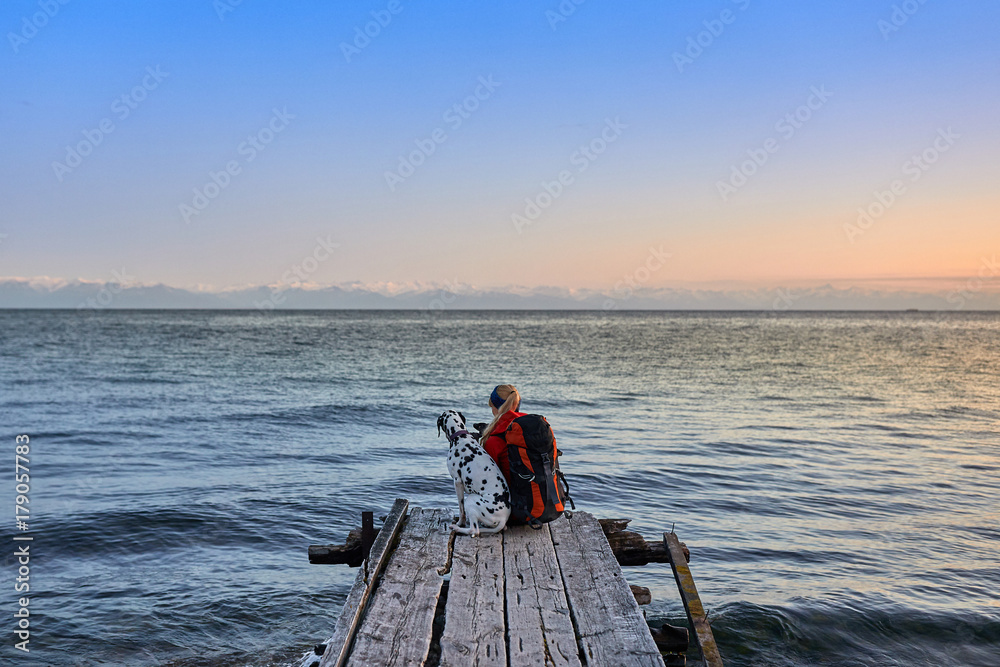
[478,384,524,483]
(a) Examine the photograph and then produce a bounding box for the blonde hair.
[479,384,520,445]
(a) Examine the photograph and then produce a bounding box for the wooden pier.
[304,499,723,667]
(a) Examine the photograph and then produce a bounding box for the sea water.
[1,310,998,666]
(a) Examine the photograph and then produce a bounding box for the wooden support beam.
[309,528,364,566]
[599,518,682,566]
[361,512,375,560]
[651,624,689,654]
[312,516,687,568]
[665,532,723,667]
[630,584,652,606]
[316,499,409,667]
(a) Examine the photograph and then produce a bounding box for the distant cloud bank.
[2,277,998,310]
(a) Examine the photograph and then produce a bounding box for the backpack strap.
[556,470,575,510]
[540,452,562,510]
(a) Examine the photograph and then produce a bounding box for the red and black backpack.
[505,414,574,527]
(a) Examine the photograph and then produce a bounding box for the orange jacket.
[482,410,525,482]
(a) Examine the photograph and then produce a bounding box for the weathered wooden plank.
[439,532,506,667]
[346,508,452,666]
[665,532,723,667]
[316,499,409,667]
[550,512,664,667]
[504,524,582,667]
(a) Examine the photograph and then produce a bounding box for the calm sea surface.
[2,310,998,666]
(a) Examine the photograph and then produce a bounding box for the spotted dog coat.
[437,410,511,536]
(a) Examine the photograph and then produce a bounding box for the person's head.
[489,384,520,414]
[480,384,520,443]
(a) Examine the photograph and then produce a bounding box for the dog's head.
[436,409,467,438]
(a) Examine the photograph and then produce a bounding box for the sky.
[2,0,999,304]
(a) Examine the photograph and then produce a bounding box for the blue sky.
[2,0,998,298]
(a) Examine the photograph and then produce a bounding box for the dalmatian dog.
[437,410,511,536]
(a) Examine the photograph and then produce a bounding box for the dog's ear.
[458,411,466,425]
[436,414,443,437]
